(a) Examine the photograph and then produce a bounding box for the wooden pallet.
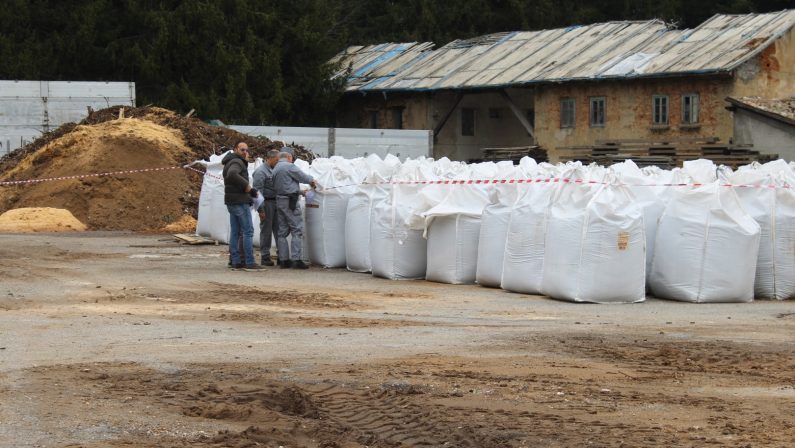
[173,233,217,245]
[557,138,777,169]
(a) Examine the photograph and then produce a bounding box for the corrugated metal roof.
[333,10,795,92]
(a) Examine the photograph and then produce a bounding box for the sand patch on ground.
[0,207,87,232]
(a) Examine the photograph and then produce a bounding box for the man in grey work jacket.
[272,147,316,269]
[251,149,280,266]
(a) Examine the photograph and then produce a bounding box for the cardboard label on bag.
[617,232,629,250]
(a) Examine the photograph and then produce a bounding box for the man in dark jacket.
[222,142,264,271]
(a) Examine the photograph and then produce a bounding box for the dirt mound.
[0,105,317,231]
[0,207,87,232]
[0,119,196,231]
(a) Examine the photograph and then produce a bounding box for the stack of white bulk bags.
[730,161,795,300]
[370,159,435,280]
[305,157,360,268]
[423,162,508,284]
[475,158,538,287]
[649,180,761,303]
[541,174,646,303]
[345,154,401,273]
[500,163,569,294]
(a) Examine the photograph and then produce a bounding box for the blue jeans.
[227,203,255,266]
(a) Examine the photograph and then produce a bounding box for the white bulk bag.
[344,154,401,273]
[305,162,359,268]
[196,155,226,239]
[730,162,795,300]
[476,195,515,288]
[370,183,428,280]
[500,162,593,294]
[425,214,481,284]
[649,182,761,303]
[475,159,537,288]
[500,174,561,294]
[422,161,509,284]
[345,174,390,273]
[611,160,666,282]
[541,178,646,303]
[195,152,262,247]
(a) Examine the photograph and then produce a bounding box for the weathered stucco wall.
[733,110,795,161]
[731,28,795,98]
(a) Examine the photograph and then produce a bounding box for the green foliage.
[0,0,787,125]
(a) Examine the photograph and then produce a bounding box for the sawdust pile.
[161,214,197,233]
[0,207,87,233]
[0,106,316,231]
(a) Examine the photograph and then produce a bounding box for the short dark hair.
[266,149,280,159]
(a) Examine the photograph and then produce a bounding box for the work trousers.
[276,196,304,261]
[259,199,278,259]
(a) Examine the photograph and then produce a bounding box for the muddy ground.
[0,233,793,447]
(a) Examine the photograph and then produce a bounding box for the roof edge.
[726,97,795,127]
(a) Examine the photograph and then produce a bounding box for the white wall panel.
[229,125,432,160]
[0,80,135,155]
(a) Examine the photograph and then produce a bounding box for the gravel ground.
[1,233,793,447]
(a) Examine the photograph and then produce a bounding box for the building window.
[461,108,475,136]
[488,108,502,119]
[589,97,605,127]
[653,95,669,125]
[682,94,699,124]
[560,98,575,128]
[390,107,403,129]
[368,110,379,129]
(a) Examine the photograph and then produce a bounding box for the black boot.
[292,260,309,270]
[279,260,292,269]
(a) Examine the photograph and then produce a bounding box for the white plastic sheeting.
[649,181,761,303]
[730,161,795,300]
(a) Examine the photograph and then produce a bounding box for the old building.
[331,10,795,162]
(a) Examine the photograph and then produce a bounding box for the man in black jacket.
[222,142,264,271]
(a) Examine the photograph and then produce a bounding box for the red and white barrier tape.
[183,165,223,181]
[0,166,185,186]
[0,165,791,190]
[323,178,792,190]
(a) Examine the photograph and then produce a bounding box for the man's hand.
[258,211,266,221]
[249,188,259,198]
